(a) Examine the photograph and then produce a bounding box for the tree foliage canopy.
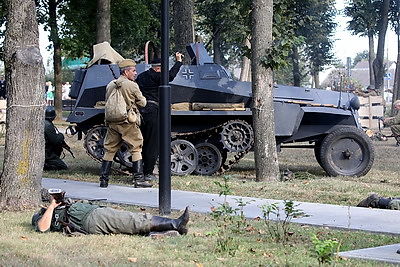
[58,0,161,60]
[0,0,339,85]
[344,0,380,37]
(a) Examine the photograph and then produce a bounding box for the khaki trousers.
[103,122,143,161]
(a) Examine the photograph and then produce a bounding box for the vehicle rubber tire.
[314,140,322,167]
[170,139,198,176]
[194,142,223,175]
[318,127,374,177]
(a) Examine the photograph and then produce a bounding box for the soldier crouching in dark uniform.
[44,106,68,170]
[32,191,190,236]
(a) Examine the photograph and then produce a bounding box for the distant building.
[321,60,395,102]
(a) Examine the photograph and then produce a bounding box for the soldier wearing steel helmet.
[44,106,68,170]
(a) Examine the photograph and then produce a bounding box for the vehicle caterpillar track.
[67,42,374,178]
[83,120,254,176]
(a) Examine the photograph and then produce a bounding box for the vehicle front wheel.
[318,127,374,177]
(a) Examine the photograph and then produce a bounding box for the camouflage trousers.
[83,207,152,235]
[389,199,400,210]
[390,124,400,136]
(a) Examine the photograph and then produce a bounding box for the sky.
[39,1,399,70]
[334,0,398,63]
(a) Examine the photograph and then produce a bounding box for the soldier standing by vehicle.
[100,59,150,188]
[383,99,400,145]
[44,106,68,170]
[135,52,183,181]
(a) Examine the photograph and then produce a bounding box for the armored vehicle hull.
[66,43,374,177]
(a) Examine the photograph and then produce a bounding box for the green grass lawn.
[0,123,399,265]
[1,204,399,266]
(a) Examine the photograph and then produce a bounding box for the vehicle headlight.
[350,96,360,110]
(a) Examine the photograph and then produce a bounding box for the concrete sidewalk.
[42,178,400,264]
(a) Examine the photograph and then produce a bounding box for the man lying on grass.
[32,191,189,236]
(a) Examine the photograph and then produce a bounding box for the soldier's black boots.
[132,160,152,188]
[357,194,395,209]
[150,206,190,235]
[99,160,112,188]
[357,194,380,207]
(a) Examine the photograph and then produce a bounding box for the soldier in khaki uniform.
[100,59,151,188]
[383,99,400,145]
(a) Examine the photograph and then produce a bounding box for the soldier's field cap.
[118,59,136,68]
[151,58,161,66]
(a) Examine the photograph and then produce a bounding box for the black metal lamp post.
[158,0,171,215]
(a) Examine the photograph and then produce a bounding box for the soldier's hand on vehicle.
[175,52,183,62]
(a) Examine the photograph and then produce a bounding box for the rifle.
[62,141,75,158]
[57,217,89,235]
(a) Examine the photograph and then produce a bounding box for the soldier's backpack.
[105,81,127,122]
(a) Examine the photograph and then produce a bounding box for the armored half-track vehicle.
[66,42,374,177]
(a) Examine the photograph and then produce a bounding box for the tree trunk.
[49,0,62,120]
[314,72,320,88]
[213,30,223,65]
[392,32,400,116]
[0,0,45,210]
[97,0,111,44]
[172,0,194,65]
[292,47,301,86]
[373,0,390,94]
[368,33,376,86]
[251,0,279,182]
[240,37,251,82]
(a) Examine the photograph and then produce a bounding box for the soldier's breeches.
[84,207,152,235]
[103,123,143,161]
[390,125,400,136]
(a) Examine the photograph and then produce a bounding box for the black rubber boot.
[377,197,392,209]
[99,160,112,188]
[150,206,190,235]
[144,173,158,181]
[357,194,380,207]
[395,135,400,146]
[132,160,152,188]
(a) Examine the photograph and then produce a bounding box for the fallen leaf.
[128,257,137,263]
[186,181,191,185]
[263,252,272,258]
[249,248,256,253]
[258,230,266,234]
[191,260,203,267]
[254,216,261,221]
[216,258,225,261]
[20,236,27,240]
[193,232,202,237]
